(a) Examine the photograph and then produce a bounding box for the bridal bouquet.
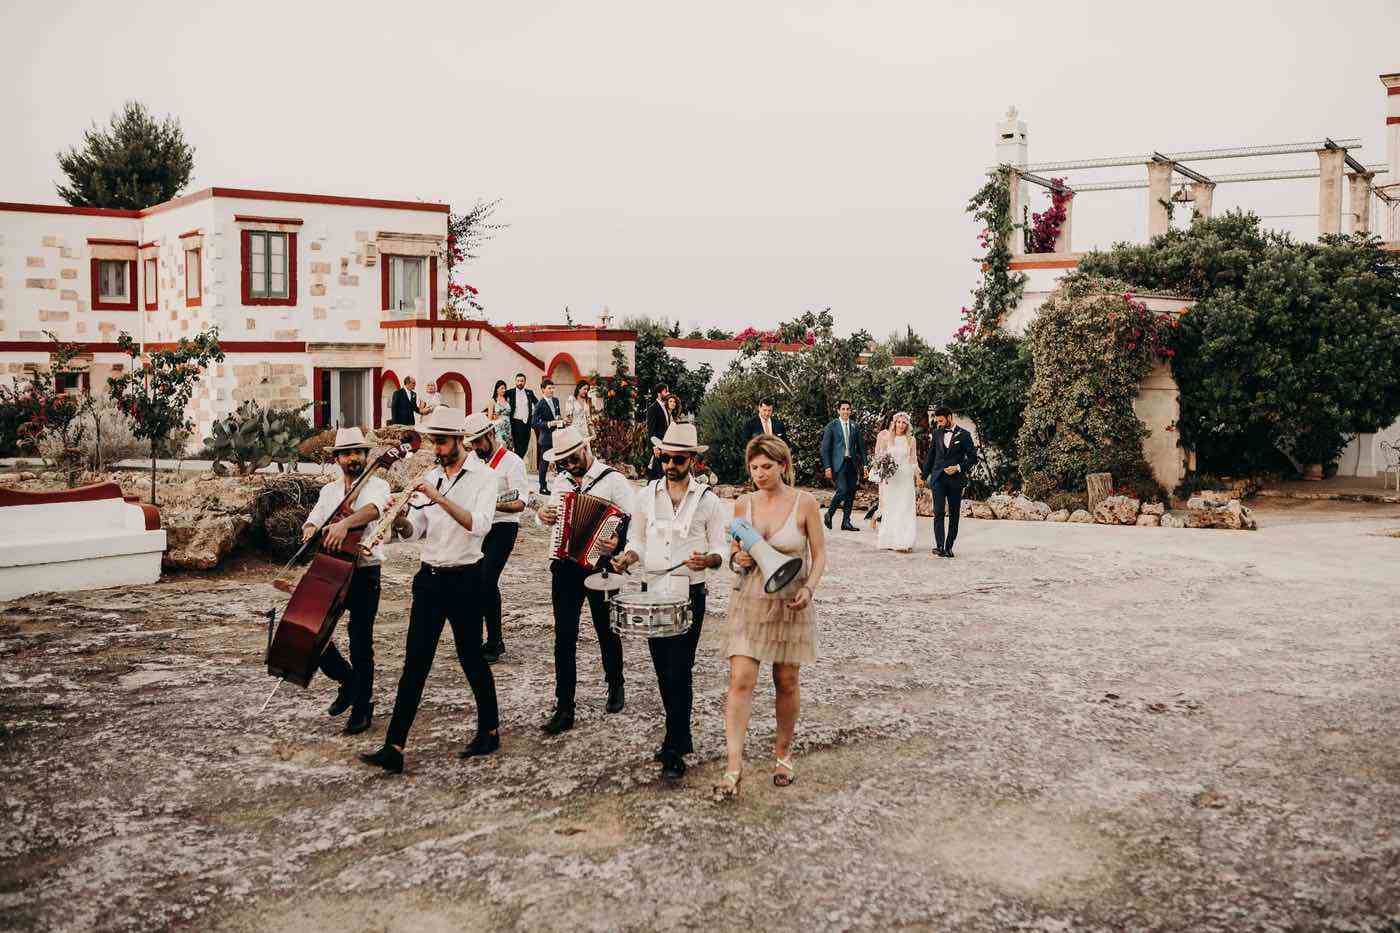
[869,452,900,483]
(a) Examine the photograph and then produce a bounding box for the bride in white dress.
[873,411,919,552]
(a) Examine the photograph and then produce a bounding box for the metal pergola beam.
[1001,138,1365,173]
[1072,163,1389,192]
[1324,137,1374,176]
[1011,168,1072,192]
[1153,152,1212,185]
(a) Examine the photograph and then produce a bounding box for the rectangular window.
[185,248,202,307]
[143,258,158,310]
[55,373,83,395]
[248,231,289,299]
[389,256,423,314]
[98,260,129,300]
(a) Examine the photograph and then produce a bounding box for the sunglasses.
[659,453,690,465]
[559,451,588,468]
[427,434,456,445]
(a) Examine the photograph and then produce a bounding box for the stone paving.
[1,498,1398,932]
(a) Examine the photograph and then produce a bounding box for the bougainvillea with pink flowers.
[1025,180,1073,254]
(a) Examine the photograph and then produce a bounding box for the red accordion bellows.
[551,491,628,570]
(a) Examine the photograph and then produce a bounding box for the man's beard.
[341,459,365,477]
[664,464,690,482]
[437,442,465,466]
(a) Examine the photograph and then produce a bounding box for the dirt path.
[2,501,1398,931]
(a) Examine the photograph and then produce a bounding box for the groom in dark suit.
[820,400,865,531]
[921,405,977,558]
[532,379,564,494]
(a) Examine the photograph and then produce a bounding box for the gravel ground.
[2,497,1399,932]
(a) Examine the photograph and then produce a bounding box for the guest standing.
[743,399,789,445]
[532,379,565,495]
[417,381,441,422]
[505,373,537,462]
[389,375,419,426]
[715,435,826,800]
[920,405,977,559]
[564,381,595,437]
[819,400,865,531]
[646,385,671,480]
[488,379,514,452]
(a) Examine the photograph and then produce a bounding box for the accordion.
[551,491,629,570]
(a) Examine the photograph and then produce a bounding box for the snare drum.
[609,590,692,639]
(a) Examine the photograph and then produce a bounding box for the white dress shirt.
[629,476,727,592]
[404,455,500,567]
[512,388,530,421]
[486,446,530,526]
[548,457,636,554]
[306,473,391,566]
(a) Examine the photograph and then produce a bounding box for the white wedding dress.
[877,435,918,551]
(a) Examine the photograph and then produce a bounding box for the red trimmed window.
[185,248,203,308]
[143,258,158,311]
[240,230,297,306]
[91,259,138,311]
[381,254,425,316]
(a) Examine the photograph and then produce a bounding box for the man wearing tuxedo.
[743,399,789,446]
[645,385,671,480]
[921,405,978,558]
[819,400,865,531]
[505,372,538,463]
[531,379,565,494]
[389,376,419,426]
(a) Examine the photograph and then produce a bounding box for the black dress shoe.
[459,730,500,759]
[659,750,686,780]
[327,684,353,717]
[823,513,833,530]
[840,522,860,532]
[944,549,956,559]
[541,707,575,735]
[481,642,503,664]
[605,684,625,714]
[359,745,403,774]
[344,705,373,735]
[653,745,666,762]
[932,546,945,558]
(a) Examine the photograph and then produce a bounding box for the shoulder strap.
[581,467,616,495]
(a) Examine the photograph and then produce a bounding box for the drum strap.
[488,447,507,470]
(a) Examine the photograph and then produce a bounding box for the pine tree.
[56,101,195,210]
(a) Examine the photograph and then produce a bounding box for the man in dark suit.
[532,379,564,494]
[505,372,538,460]
[743,399,789,446]
[645,385,671,480]
[921,405,978,558]
[819,399,865,531]
[389,376,418,426]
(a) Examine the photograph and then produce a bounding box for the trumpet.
[359,461,438,556]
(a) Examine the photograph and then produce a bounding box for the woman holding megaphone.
[714,434,827,801]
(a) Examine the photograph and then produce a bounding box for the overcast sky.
[3,0,1396,342]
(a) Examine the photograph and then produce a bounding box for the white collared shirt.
[512,388,530,421]
[485,446,530,526]
[549,457,636,554]
[404,454,500,567]
[306,473,391,566]
[629,476,727,590]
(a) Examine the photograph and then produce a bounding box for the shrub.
[695,374,762,484]
[202,401,309,474]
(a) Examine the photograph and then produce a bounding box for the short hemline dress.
[724,491,816,666]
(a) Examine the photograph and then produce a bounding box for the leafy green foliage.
[631,328,712,423]
[1079,213,1400,473]
[202,401,312,475]
[56,101,194,210]
[943,330,1033,472]
[0,333,92,482]
[966,169,1028,332]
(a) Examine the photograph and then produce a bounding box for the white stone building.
[0,187,635,443]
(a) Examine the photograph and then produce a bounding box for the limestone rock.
[1141,502,1166,516]
[1136,514,1160,527]
[1160,513,1186,528]
[1094,495,1140,525]
[1067,509,1093,523]
[1187,497,1257,530]
[987,493,1013,520]
[1008,495,1050,521]
[1047,509,1070,522]
[163,512,253,570]
[712,484,744,500]
[917,488,935,517]
[970,501,996,520]
[958,498,972,518]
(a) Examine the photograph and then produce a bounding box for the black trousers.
[551,561,624,708]
[385,564,499,748]
[536,434,551,492]
[318,565,381,710]
[932,475,964,551]
[826,460,858,523]
[510,418,531,459]
[479,522,519,648]
[647,583,706,755]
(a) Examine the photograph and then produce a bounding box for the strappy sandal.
[773,756,796,787]
[712,770,742,802]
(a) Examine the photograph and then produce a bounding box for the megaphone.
[729,517,804,594]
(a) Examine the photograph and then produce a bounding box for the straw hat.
[543,425,590,462]
[325,426,374,453]
[417,406,471,436]
[460,411,498,441]
[651,421,708,454]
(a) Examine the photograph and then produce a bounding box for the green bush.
[695,374,762,484]
[202,400,310,474]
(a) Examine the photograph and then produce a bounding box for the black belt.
[420,562,476,575]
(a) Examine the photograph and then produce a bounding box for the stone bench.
[0,482,166,601]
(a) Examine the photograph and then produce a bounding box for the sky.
[2,0,1396,343]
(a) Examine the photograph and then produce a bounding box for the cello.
[263,432,420,691]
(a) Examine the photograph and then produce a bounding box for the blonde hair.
[745,433,795,486]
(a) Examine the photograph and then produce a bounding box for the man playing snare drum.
[615,423,727,780]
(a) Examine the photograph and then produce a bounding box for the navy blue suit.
[820,417,865,526]
[920,425,977,553]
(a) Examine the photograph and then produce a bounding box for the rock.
[1141,502,1166,516]
[1160,513,1186,528]
[1093,495,1140,525]
[1007,495,1050,521]
[712,484,744,500]
[987,493,1013,520]
[1067,509,1093,523]
[1186,497,1257,530]
[916,488,934,517]
[1047,509,1070,522]
[163,513,253,570]
[19,471,37,481]
[958,498,972,518]
[970,501,996,520]
[1136,514,1160,527]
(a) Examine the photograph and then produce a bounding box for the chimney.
[995,105,1028,169]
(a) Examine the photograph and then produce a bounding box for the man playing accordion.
[537,425,637,736]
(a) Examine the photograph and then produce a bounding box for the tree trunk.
[1086,472,1113,510]
[150,451,158,506]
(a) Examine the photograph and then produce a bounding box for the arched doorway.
[378,370,400,428]
[546,352,582,399]
[435,371,471,414]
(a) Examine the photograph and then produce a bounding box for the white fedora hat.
[460,411,498,441]
[543,425,590,462]
[325,426,375,452]
[651,421,708,454]
[418,406,471,437]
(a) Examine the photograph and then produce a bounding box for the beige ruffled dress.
[724,492,816,665]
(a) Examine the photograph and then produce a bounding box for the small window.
[389,256,423,313]
[144,258,158,310]
[248,232,289,299]
[98,260,129,300]
[55,372,83,395]
[185,248,202,307]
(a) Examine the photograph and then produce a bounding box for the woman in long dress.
[488,379,513,451]
[715,434,827,800]
[563,381,595,437]
[873,411,918,552]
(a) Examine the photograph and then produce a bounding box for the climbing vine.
[1025,179,1072,253]
[966,168,1027,333]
